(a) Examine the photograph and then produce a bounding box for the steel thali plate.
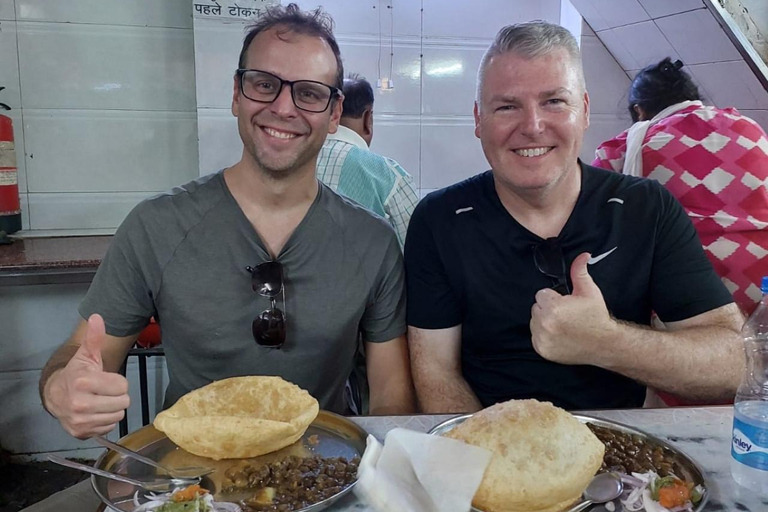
[92,410,367,512]
[428,413,709,512]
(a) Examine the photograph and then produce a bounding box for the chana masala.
[222,455,360,511]
[587,423,684,476]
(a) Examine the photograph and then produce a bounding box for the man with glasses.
[37,3,415,464]
[405,21,744,414]
[317,74,418,248]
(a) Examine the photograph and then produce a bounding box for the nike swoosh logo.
[588,247,617,265]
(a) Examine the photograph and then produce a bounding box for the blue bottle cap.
[763,276,768,294]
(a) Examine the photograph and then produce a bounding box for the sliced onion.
[133,499,169,512]
[129,492,241,512]
[618,470,700,512]
[619,473,648,512]
[132,489,171,512]
[213,503,243,512]
[632,471,658,484]
[621,473,646,487]
[621,485,647,512]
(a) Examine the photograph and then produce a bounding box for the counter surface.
[0,236,109,285]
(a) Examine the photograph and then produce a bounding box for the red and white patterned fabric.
[594,103,768,315]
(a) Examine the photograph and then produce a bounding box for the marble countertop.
[0,235,110,285]
[325,406,765,511]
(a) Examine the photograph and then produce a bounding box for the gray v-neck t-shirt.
[79,171,405,413]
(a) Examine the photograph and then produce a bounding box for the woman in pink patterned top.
[593,58,768,317]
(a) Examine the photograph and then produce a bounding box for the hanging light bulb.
[377,77,394,90]
[377,1,395,90]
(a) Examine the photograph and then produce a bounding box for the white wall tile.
[0,1,15,20]
[15,0,192,28]
[637,0,704,19]
[369,115,420,186]
[581,35,632,115]
[677,66,714,108]
[561,0,583,42]
[0,361,167,453]
[570,0,606,31]
[423,0,561,39]
[420,118,487,189]
[0,281,171,453]
[18,192,29,229]
[27,191,153,230]
[18,23,196,111]
[687,61,768,110]
[193,17,247,109]
[582,19,596,36]
[582,113,631,163]
[0,369,91,453]
[197,108,242,176]
[294,0,422,37]
[655,9,741,65]
[337,38,422,115]
[421,43,486,116]
[740,110,768,135]
[0,20,20,108]
[0,283,89,371]
[598,21,681,71]
[23,109,198,193]
[569,0,649,32]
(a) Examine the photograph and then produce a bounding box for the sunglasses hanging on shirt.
[533,237,571,295]
[246,260,286,348]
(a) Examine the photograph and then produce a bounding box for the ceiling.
[569,0,768,121]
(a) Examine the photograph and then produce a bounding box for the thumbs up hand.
[45,314,131,439]
[570,252,605,300]
[71,313,107,372]
[530,253,617,365]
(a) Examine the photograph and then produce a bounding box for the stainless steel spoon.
[47,454,199,493]
[94,436,215,479]
[566,472,624,512]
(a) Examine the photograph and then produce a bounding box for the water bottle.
[731,276,768,492]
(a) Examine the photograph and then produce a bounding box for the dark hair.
[628,58,701,122]
[237,3,344,90]
[340,74,374,118]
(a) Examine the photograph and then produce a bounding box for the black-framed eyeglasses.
[533,237,571,295]
[236,68,341,113]
[246,261,286,348]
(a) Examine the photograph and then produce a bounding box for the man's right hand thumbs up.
[72,313,106,372]
[44,314,131,439]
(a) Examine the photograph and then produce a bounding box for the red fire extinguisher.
[0,90,21,234]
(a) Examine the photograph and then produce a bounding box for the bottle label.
[732,416,768,471]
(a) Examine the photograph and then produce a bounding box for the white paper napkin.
[354,427,492,512]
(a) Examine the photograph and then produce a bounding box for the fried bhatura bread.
[445,399,604,512]
[154,376,319,460]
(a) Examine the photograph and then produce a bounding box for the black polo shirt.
[404,163,733,410]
